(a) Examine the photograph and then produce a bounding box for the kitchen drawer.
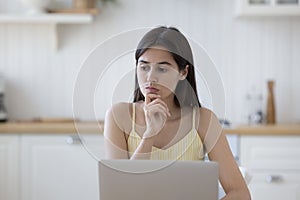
[240,136,300,170]
[248,170,300,200]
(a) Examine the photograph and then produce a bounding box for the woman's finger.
[147,107,168,120]
[145,103,171,117]
[148,98,169,113]
[145,93,161,105]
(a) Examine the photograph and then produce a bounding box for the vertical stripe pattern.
[128,104,205,160]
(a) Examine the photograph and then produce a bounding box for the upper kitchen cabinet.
[0,0,99,51]
[0,14,94,51]
[235,0,300,16]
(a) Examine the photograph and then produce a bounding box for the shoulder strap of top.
[132,103,136,132]
[192,107,196,130]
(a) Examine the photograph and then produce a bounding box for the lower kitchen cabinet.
[0,133,104,200]
[248,170,300,200]
[21,134,104,200]
[0,135,19,200]
[2,131,300,200]
[240,136,300,200]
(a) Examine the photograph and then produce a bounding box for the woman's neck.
[162,94,181,120]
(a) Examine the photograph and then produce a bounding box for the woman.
[104,26,251,200]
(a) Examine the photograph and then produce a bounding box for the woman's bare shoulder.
[109,102,132,113]
[197,106,217,120]
[196,107,221,139]
[198,106,210,112]
[106,102,134,133]
[195,107,210,126]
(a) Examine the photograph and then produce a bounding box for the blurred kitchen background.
[0,1,300,200]
[0,0,299,124]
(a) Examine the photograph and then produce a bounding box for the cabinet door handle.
[265,175,283,183]
[66,135,81,145]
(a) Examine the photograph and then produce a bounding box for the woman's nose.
[147,69,158,82]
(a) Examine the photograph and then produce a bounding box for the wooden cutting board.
[32,117,78,123]
[47,8,99,15]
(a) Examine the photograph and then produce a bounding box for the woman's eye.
[140,65,150,71]
[158,66,168,72]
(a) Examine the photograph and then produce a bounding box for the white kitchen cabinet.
[248,170,300,200]
[21,133,104,200]
[0,14,94,50]
[0,134,19,200]
[240,135,300,200]
[235,0,300,16]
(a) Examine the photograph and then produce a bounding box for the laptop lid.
[99,160,219,200]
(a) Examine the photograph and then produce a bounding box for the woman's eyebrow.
[157,61,171,65]
[138,60,172,65]
[138,60,149,64]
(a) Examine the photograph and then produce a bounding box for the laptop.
[99,160,219,200]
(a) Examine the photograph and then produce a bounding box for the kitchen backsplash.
[0,0,299,123]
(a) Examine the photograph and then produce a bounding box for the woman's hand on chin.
[143,93,171,139]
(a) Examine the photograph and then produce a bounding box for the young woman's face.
[137,47,184,100]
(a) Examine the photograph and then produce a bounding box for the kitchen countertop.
[0,121,104,134]
[0,121,299,135]
[224,124,300,135]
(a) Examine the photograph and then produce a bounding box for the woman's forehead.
[138,47,176,64]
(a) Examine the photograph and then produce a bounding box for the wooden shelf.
[235,0,300,17]
[0,13,94,50]
[0,13,93,24]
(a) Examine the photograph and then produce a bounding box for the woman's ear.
[179,65,189,80]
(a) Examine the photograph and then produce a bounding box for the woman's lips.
[145,87,159,93]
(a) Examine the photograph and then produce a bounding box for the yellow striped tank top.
[127,104,205,160]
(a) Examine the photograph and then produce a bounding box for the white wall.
[0,0,299,123]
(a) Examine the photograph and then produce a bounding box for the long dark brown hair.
[133,26,201,108]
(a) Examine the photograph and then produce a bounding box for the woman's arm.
[104,97,169,160]
[104,103,154,159]
[130,95,170,159]
[198,108,251,200]
[130,137,155,159]
[104,103,129,159]
[209,130,251,200]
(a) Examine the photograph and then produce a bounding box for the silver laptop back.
[99,160,218,200]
